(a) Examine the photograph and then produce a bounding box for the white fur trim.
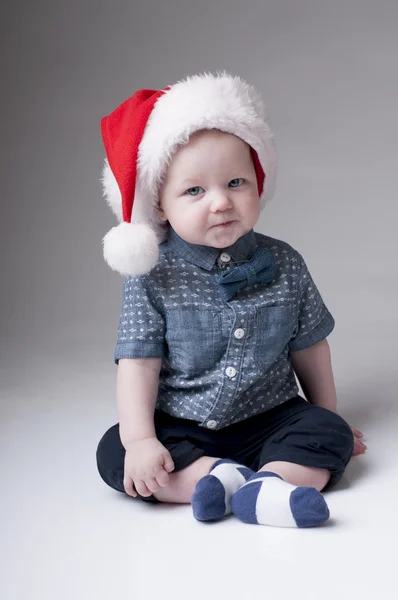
[102,222,159,277]
[102,72,277,230]
[101,159,123,222]
[138,72,277,206]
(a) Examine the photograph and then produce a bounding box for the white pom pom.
[103,222,159,277]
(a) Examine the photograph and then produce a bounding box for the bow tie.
[216,247,276,301]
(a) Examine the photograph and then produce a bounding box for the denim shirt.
[115,229,334,430]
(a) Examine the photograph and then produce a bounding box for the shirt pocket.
[165,309,223,375]
[253,305,294,372]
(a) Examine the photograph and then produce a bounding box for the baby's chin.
[203,223,248,248]
[172,222,251,248]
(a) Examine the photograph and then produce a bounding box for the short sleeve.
[114,275,165,364]
[289,255,335,352]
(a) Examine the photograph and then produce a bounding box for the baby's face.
[158,130,260,248]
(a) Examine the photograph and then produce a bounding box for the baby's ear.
[156,206,168,222]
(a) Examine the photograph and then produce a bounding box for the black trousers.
[96,396,354,502]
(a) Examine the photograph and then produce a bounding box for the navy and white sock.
[192,459,254,522]
[231,471,330,528]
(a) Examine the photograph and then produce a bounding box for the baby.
[96,73,366,527]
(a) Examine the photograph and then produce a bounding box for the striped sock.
[231,471,330,528]
[192,459,254,522]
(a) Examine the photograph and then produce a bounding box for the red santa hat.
[101,72,277,277]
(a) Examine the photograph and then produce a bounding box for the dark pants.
[96,396,354,502]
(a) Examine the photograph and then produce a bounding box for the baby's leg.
[96,421,253,520]
[153,456,218,503]
[155,457,254,521]
[231,405,354,528]
[259,462,330,490]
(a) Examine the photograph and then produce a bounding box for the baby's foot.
[192,459,254,522]
[231,471,330,528]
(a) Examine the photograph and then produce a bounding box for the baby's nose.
[210,191,232,211]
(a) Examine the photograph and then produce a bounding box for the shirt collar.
[165,228,258,271]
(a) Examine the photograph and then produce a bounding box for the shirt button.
[207,420,218,429]
[225,366,237,378]
[220,252,231,263]
[234,328,245,339]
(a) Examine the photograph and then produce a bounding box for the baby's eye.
[186,186,205,196]
[229,178,244,188]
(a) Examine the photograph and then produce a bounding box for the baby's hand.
[123,438,175,498]
[350,426,367,457]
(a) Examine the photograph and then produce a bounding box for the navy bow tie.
[216,247,275,301]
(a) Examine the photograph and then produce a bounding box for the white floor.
[1,350,397,600]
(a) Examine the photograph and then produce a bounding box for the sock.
[191,459,254,522]
[231,471,330,528]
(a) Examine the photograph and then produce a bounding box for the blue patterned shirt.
[115,228,334,430]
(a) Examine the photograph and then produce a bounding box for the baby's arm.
[290,339,366,456]
[117,357,161,444]
[117,358,175,497]
[290,338,337,412]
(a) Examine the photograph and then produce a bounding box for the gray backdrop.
[1,0,397,418]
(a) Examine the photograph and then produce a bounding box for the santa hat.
[101,72,277,277]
